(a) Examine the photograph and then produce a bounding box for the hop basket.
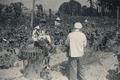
[18,44,44,61]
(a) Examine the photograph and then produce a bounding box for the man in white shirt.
[32,26,41,47]
[66,22,87,80]
[38,29,52,68]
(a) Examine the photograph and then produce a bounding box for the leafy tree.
[36,4,45,25]
[0,3,5,13]
[36,4,44,18]
[96,0,120,17]
[10,2,23,18]
[0,4,6,22]
[58,0,81,16]
[81,5,98,16]
[87,0,98,16]
[0,2,26,28]
[88,0,94,8]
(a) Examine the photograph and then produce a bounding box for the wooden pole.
[115,6,120,41]
[117,6,119,30]
[30,0,35,28]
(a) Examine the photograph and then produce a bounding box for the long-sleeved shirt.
[66,30,87,57]
[38,34,51,44]
[32,29,39,41]
[32,29,51,43]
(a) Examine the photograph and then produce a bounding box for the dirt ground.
[0,46,118,80]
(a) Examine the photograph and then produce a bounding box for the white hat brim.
[74,22,83,29]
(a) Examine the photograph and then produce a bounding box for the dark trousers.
[34,41,40,47]
[68,57,85,80]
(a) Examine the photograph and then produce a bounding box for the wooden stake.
[30,0,35,28]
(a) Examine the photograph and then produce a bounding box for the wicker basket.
[18,44,44,61]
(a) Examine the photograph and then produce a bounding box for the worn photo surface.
[0,0,120,80]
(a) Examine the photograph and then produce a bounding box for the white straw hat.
[85,19,88,23]
[56,17,61,21]
[74,22,83,29]
[35,26,40,29]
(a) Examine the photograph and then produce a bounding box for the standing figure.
[38,29,52,68]
[66,22,87,80]
[38,29,52,79]
[54,17,61,26]
[32,25,41,47]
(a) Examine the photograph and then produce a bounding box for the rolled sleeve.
[32,30,38,41]
[46,35,51,44]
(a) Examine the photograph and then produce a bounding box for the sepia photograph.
[0,0,120,80]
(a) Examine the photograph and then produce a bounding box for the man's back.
[66,22,87,80]
[67,31,87,57]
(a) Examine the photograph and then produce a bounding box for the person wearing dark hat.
[38,29,52,69]
[40,18,47,26]
[66,22,87,80]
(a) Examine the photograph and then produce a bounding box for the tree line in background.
[0,2,54,28]
[0,0,120,28]
[58,0,120,17]
[0,2,30,28]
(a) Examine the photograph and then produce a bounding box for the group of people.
[0,16,117,80]
[32,21,87,80]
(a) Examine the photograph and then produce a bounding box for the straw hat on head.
[74,22,83,29]
[85,19,88,23]
[56,17,61,20]
[34,25,40,29]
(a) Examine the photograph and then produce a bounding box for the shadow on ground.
[51,61,69,78]
[106,66,120,80]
